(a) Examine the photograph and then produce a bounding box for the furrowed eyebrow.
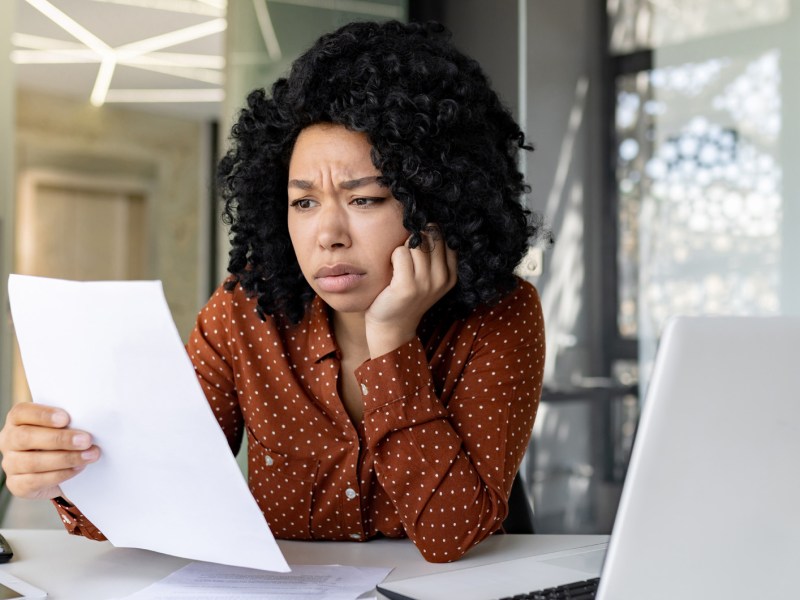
[339,176,383,190]
[287,176,385,191]
[288,179,314,190]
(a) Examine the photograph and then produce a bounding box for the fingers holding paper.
[0,403,100,500]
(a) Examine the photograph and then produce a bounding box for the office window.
[608,0,790,53]
[615,52,783,335]
[608,0,797,387]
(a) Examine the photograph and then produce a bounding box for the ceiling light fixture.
[11,49,97,64]
[25,0,111,55]
[253,0,281,61]
[91,56,118,106]
[93,0,226,18]
[20,0,226,108]
[133,52,225,69]
[266,0,404,19]
[105,88,224,103]
[12,32,85,51]
[114,18,226,60]
[128,62,224,85]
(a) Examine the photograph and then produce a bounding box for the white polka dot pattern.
[53,277,545,564]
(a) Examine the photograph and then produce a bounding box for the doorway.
[13,169,151,403]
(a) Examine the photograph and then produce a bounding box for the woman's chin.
[316,290,378,316]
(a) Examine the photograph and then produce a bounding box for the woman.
[0,20,546,563]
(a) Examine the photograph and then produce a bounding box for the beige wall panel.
[15,89,204,340]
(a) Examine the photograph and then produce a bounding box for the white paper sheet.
[8,275,290,572]
[117,562,391,600]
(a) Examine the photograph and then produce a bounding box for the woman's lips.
[314,265,365,293]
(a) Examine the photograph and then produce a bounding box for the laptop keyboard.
[498,577,600,600]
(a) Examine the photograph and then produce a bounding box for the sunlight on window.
[608,0,790,53]
[616,50,783,344]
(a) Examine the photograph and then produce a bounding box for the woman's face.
[287,123,409,314]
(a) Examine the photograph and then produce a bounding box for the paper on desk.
[117,562,392,600]
[8,275,289,572]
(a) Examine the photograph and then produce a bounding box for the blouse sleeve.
[186,283,244,455]
[51,496,107,541]
[355,282,544,562]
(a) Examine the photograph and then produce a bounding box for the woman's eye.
[290,198,315,210]
[352,197,385,206]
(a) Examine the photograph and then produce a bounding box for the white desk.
[0,529,607,599]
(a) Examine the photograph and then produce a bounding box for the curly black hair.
[218,20,545,324]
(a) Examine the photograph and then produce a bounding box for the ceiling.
[12,0,226,121]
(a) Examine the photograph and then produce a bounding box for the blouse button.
[345,487,357,500]
[349,533,361,540]
[360,383,368,395]
[264,455,274,467]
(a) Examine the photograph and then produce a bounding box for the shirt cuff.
[356,338,448,446]
[51,497,107,541]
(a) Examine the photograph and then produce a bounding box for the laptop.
[377,316,800,600]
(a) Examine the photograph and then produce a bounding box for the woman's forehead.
[288,124,379,180]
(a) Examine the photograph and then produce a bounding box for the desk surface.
[0,529,607,599]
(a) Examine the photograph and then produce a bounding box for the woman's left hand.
[365,226,457,357]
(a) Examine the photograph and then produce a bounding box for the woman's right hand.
[0,403,100,500]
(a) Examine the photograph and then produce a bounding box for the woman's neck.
[332,310,369,361]
[331,310,371,424]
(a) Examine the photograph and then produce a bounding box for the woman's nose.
[317,203,351,249]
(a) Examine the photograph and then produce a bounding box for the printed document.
[119,562,392,600]
[8,275,289,572]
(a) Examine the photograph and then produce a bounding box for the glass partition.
[608,0,790,54]
[611,0,799,387]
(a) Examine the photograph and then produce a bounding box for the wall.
[14,90,206,341]
[440,0,519,118]
[0,2,16,417]
[444,0,605,387]
[522,2,606,386]
[522,0,611,532]
[441,0,614,532]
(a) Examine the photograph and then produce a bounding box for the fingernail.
[72,434,90,448]
[424,224,442,239]
[81,449,98,461]
[51,411,69,427]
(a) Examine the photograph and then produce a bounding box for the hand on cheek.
[365,226,457,357]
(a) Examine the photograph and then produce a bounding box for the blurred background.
[1,0,798,533]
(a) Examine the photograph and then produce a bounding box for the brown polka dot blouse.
[54,277,544,563]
